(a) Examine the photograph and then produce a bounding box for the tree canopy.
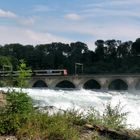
[0,39,140,74]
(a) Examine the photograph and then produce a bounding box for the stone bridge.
[28,74,140,90]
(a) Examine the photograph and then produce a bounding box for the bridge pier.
[98,78,109,90]
[127,78,138,91]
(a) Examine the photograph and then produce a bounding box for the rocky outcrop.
[84,124,140,140]
[0,136,17,140]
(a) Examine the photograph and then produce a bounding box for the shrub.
[86,107,103,126]
[102,103,128,129]
[65,109,86,126]
[85,103,128,130]
[17,112,79,140]
[6,91,33,114]
[0,91,34,135]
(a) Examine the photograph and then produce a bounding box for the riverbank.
[0,123,140,139]
[0,90,140,139]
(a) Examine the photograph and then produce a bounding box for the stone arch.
[56,80,75,88]
[135,79,140,90]
[32,80,48,88]
[108,79,128,90]
[83,79,101,89]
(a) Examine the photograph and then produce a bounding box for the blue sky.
[0,0,140,50]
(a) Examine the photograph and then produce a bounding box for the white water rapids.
[1,88,140,129]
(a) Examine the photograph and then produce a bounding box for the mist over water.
[1,88,140,129]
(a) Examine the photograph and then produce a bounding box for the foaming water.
[0,87,140,129]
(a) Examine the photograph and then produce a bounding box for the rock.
[84,124,140,140]
[84,124,94,130]
[35,106,65,115]
[0,90,6,107]
[0,136,17,140]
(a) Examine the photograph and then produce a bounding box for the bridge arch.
[108,79,128,90]
[83,79,101,89]
[32,80,48,88]
[55,80,75,89]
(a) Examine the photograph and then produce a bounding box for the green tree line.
[0,38,140,74]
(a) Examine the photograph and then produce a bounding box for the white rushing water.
[1,88,140,129]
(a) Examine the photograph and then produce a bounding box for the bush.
[0,91,34,135]
[6,91,33,114]
[16,112,79,140]
[102,103,128,129]
[86,103,128,130]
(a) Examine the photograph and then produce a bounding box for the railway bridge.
[28,74,140,90]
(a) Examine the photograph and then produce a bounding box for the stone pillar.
[99,78,108,91]
[73,78,83,89]
[126,78,136,91]
[46,78,56,89]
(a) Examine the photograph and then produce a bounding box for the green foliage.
[0,39,140,74]
[86,103,128,130]
[0,81,7,87]
[86,107,103,125]
[0,91,33,135]
[64,109,86,126]
[16,112,79,140]
[102,103,128,129]
[0,91,79,139]
[6,91,33,114]
[16,59,32,88]
[0,55,12,69]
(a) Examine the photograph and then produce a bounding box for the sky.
[0,0,140,50]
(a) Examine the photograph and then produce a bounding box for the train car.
[33,69,68,76]
[0,69,68,77]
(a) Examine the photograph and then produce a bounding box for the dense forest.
[0,38,140,74]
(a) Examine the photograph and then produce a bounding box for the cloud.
[44,19,140,50]
[0,9,17,18]
[80,0,140,18]
[33,5,54,12]
[110,0,140,5]
[84,0,140,8]
[0,9,35,26]
[65,13,81,20]
[0,25,71,45]
[82,8,140,18]
[18,17,35,26]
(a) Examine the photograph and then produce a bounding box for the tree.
[131,38,140,56]
[0,56,13,86]
[105,40,118,59]
[95,40,106,60]
[16,59,32,88]
[117,41,132,58]
[0,55,12,70]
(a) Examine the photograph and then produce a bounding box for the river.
[0,88,140,129]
